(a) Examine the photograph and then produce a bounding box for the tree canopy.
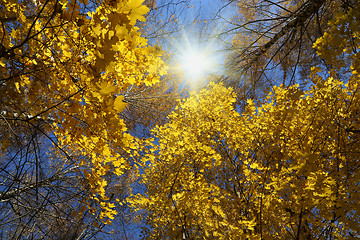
[0,0,166,237]
[0,0,359,239]
[132,3,360,239]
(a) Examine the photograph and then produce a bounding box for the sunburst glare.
[179,46,215,80]
[175,31,222,85]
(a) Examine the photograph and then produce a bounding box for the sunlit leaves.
[0,0,167,224]
[313,6,360,79]
[132,6,360,238]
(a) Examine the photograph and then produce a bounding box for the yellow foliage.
[0,0,167,223]
[131,6,360,238]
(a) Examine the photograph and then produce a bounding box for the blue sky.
[146,0,237,84]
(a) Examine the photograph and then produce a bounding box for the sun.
[179,48,214,80]
[176,34,220,83]
[172,27,225,86]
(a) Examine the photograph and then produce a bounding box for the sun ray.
[175,31,222,84]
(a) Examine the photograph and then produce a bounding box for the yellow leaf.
[126,0,149,25]
[99,82,116,95]
[114,95,127,112]
[93,24,102,36]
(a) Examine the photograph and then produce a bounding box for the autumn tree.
[131,5,360,239]
[0,0,167,237]
[222,0,358,107]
